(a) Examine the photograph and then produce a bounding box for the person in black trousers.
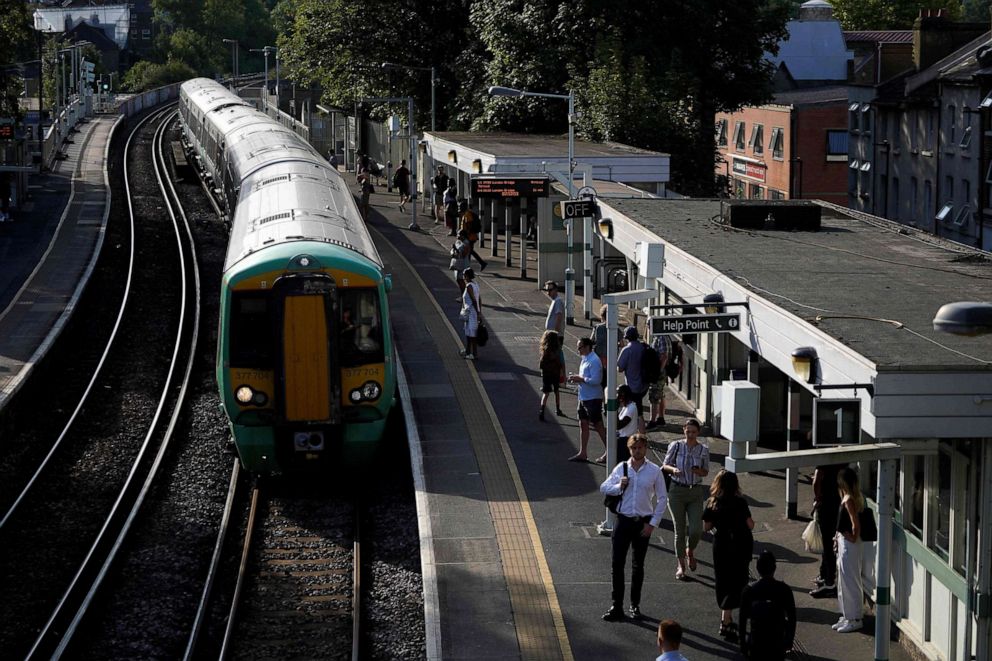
[702,469,754,641]
[739,551,796,660]
[810,463,846,597]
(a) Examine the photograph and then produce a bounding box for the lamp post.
[249,46,275,97]
[488,85,577,323]
[381,62,436,132]
[222,39,239,88]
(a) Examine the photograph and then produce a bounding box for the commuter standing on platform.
[739,551,796,660]
[459,199,488,271]
[647,332,673,428]
[543,281,566,382]
[833,467,871,634]
[615,385,638,464]
[656,619,690,661]
[393,159,410,212]
[662,418,710,580]
[617,326,647,433]
[703,469,754,642]
[443,181,458,236]
[600,434,668,622]
[431,165,449,223]
[810,463,846,599]
[566,337,607,463]
[538,330,564,421]
[459,268,481,360]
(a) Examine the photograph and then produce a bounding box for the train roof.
[180,78,251,114]
[225,160,381,273]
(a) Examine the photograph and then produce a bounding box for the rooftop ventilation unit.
[721,200,822,231]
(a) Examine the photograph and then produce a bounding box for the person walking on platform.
[359,176,374,221]
[443,181,458,236]
[543,281,566,384]
[647,332,673,428]
[328,152,339,170]
[566,337,608,463]
[431,165,449,222]
[617,326,647,433]
[662,418,710,580]
[703,469,754,642]
[833,467,872,634]
[599,434,668,622]
[739,551,796,660]
[809,463,846,598]
[656,619,690,661]
[459,267,481,360]
[538,330,564,421]
[393,159,410,212]
[449,231,471,296]
[459,199,487,271]
[615,385,638,464]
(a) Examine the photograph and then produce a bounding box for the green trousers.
[667,483,706,559]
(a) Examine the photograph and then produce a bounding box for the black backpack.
[665,341,682,380]
[641,342,661,384]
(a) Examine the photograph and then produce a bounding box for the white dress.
[462,281,480,338]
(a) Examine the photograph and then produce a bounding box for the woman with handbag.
[459,267,481,360]
[832,467,873,633]
[702,469,754,642]
[449,231,471,297]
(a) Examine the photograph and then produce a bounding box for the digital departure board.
[0,123,13,140]
[471,176,551,199]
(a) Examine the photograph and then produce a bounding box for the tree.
[122,60,196,92]
[0,0,33,119]
[831,0,962,29]
[961,0,990,22]
[169,29,222,75]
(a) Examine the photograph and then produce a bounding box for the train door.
[275,276,340,423]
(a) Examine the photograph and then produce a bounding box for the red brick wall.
[716,106,792,199]
[794,104,848,205]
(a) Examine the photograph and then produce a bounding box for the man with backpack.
[739,551,796,660]
[459,199,487,271]
[432,165,449,224]
[647,333,673,429]
[617,326,648,433]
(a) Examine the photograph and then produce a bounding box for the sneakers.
[810,583,838,598]
[836,619,862,633]
[628,605,642,620]
[831,617,848,630]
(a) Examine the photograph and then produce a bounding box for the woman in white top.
[459,267,481,360]
[615,385,639,464]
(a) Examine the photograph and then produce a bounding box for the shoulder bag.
[604,462,628,514]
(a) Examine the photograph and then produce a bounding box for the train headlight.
[349,389,363,402]
[252,391,268,406]
[361,381,382,401]
[235,385,254,404]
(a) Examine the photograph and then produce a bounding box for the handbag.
[604,462,628,513]
[859,507,878,542]
[476,322,489,347]
[802,516,824,553]
[663,441,680,490]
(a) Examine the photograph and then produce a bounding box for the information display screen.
[471,176,550,199]
[0,124,14,139]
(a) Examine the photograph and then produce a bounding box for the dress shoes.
[628,605,642,620]
[602,605,625,621]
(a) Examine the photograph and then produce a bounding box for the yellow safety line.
[371,225,574,661]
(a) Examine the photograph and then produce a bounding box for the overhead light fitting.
[791,346,818,383]
[447,150,457,164]
[932,301,992,336]
[703,293,725,314]
[472,159,482,174]
[597,218,614,240]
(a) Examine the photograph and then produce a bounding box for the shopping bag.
[802,517,823,554]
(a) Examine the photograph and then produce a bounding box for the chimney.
[913,9,987,70]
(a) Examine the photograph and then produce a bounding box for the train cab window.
[339,289,383,367]
[230,293,275,368]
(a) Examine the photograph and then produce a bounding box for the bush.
[122,60,197,93]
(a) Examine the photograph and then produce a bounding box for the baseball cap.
[542,281,558,292]
[624,326,639,341]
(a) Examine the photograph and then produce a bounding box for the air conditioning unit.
[721,200,821,231]
[716,380,760,442]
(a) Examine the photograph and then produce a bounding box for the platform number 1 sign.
[813,398,861,446]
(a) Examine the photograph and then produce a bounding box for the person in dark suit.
[702,469,754,642]
[739,551,796,660]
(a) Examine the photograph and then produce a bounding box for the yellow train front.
[179,78,395,474]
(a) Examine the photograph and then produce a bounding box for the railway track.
[186,478,365,660]
[0,105,202,658]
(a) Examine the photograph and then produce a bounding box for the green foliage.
[169,29,222,74]
[831,0,963,29]
[0,0,32,119]
[961,0,990,22]
[122,59,197,92]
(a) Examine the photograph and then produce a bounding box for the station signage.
[471,175,550,199]
[651,313,741,334]
[0,118,13,140]
[732,158,766,182]
[559,198,595,218]
[813,398,861,446]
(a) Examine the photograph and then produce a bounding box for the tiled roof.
[772,86,849,105]
[844,30,914,44]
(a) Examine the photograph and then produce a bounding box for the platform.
[0,116,118,413]
[364,183,917,660]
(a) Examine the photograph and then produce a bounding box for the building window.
[733,121,745,151]
[906,455,924,538]
[717,120,727,147]
[860,103,872,133]
[960,125,972,149]
[142,29,151,39]
[926,111,935,151]
[751,184,763,199]
[910,177,918,221]
[954,205,970,226]
[768,189,785,200]
[933,448,952,559]
[891,177,899,217]
[849,102,860,131]
[879,112,888,144]
[827,130,848,161]
[936,203,953,222]
[947,105,956,143]
[911,111,919,151]
[749,124,764,155]
[769,127,784,159]
[945,175,954,203]
[735,179,745,198]
[924,180,932,220]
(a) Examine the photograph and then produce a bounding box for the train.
[177,78,395,474]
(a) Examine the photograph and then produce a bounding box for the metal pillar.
[874,458,896,661]
[786,379,800,519]
[477,197,486,248]
[491,200,499,257]
[565,90,576,325]
[746,350,761,455]
[584,215,592,320]
[519,198,528,279]
[504,202,512,267]
[407,97,419,231]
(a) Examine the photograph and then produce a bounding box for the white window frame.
[953,204,970,226]
[749,124,764,155]
[936,203,953,222]
[717,120,728,147]
[733,121,745,151]
[769,127,784,160]
[959,125,972,149]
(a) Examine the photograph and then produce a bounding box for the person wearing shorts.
[648,333,673,429]
[567,337,608,463]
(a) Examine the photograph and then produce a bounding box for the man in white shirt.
[656,619,690,661]
[615,385,638,464]
[599,434,668,621]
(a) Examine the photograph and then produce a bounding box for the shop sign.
[732,158,766,182]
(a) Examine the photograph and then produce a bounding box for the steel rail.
[218,485,261,660]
